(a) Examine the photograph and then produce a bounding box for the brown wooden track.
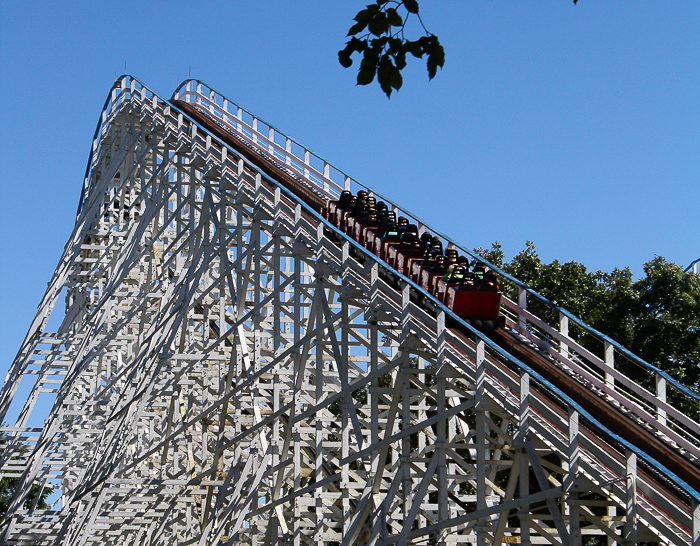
[492,328,700,493]
[170,100,327,212]
[171,96,700,499]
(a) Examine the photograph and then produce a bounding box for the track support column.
[623,449,637,545]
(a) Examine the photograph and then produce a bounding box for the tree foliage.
[340,1,582,97]
[476,242,700,393]
[0,433,53,518]
[339,1,444,98]
[0,476,51,518]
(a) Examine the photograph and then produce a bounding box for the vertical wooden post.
[567,408,581,545]
[519,370,531,546]
[656,374,667,427]
[559,312,569,359]
[623,449,637,545]
[604,341,615,392]
[475,339,487,546]
[518,287,527,333]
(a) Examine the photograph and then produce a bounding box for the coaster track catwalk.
[1,76,699,545]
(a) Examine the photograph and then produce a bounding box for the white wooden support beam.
[604,341,615,391]
[519,370,531,546]
[524,436,569,544]
[623,449,637,545]
[567,408,581,546]
[656,374,667,427]
[475,339,487,546]
[517,287,527,333]
[559,312,569,359]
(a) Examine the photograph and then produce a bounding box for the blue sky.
[1,2,698,378]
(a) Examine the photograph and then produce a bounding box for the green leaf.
[353,8,371,25]
[417,36,430,49]
[427,55,438,79]
[390,65,403,91]
[349,36,368,52]
[368,12,389,36]
[373,36,389,49]
[357,66,377,86]
[404,0,419,14]
[426,37,444,79]
[388,37,403,55]
[357,52,378,85]
[432,41,445,68]
[363,43,380,66]
[347,20,368,36]
[338,49,353,68]
[377,54,393,97]
[394,49,407,70]
[359,54,375,72]
[386,7,402,26]
[408,40,423,58]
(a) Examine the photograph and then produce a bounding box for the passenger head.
[382,222,398,236]
[422,248,439,265]
[452,265,467,281]
[433,255,447,268]
[403,224,419,236]
[400,232,417,245]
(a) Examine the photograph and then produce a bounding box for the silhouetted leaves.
[426,36,445,80]
[341,1,584,97]
[339,0,444,98]
[404,0,419,14]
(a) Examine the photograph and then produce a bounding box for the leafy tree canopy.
[0,432,52,518]
[476,242,700,393]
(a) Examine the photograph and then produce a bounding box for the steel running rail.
[173,77,700,469]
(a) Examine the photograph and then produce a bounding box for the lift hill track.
[171,83,700,494]
[0,76,699,544]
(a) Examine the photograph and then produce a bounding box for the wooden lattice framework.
[0,77,698,545]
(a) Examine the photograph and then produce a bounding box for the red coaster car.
[446,272,502,320]
[396,240,425,277]
[386,228,418,269]
[420,255,448,294]
[373,223,401,261]
[436,264,468,303]
[324,190,352,224]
